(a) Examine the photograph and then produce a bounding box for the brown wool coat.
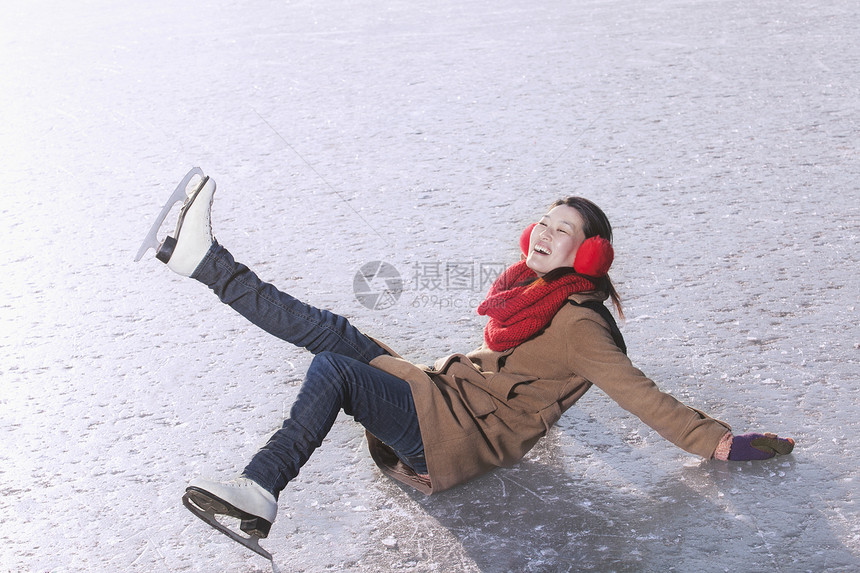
[366,292,731,494]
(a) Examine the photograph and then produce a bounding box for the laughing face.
[525,205,587,276]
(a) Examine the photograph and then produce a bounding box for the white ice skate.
[134,167,216,276]
[182,476,278,560]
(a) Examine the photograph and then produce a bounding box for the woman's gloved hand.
[729,432,795,461]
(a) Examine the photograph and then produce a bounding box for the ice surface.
[0,0,858,571]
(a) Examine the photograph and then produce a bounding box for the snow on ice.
[0,0,858,571]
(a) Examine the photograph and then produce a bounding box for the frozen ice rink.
[1,0,858,571]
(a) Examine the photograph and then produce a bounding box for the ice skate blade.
[134,167,205,262]
[182,491,273,561]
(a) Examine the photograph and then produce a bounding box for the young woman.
[146,170,794,544]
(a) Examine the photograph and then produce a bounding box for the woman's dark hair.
[542,197,624,319]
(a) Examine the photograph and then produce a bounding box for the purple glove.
[729,432,795,461]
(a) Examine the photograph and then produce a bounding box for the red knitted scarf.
[477,261,596,351]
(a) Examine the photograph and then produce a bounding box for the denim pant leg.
[242,352,427,496]
[191,242,387,363]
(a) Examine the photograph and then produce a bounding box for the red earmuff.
[520,223,537,256]
[573,236,614,277]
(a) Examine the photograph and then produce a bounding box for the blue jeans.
[191,243,427,496]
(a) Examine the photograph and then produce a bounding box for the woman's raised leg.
[192,243,386,363]
[146,169,385,363]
